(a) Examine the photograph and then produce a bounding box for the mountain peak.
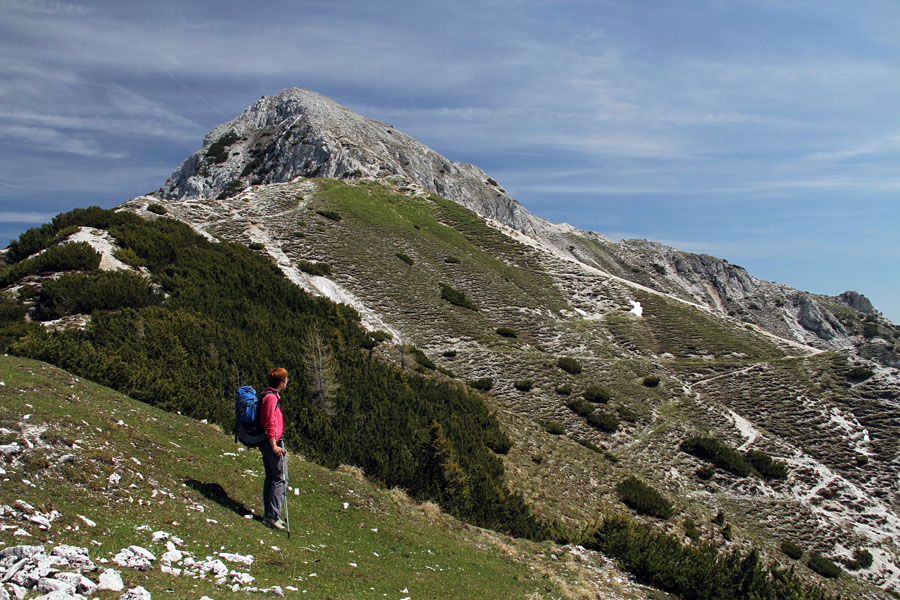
[157,87,543,233]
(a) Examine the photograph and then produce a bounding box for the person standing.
[260,367,288,530]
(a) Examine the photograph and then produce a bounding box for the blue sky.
[2,0,899,322]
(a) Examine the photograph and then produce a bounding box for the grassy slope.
[0,353,665,600]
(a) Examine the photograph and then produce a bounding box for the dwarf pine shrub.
[847,365,874,380]
[781,540,803,560]
[642,375,661,387]
[468,377,493,391]
[557,356,582,375]
[584,384,611,403]
[147,203,168,215]
[395,252,414,266]
[540,420,565,435]
[555,383,573,395]
[615,476,674,519]
[316,209,343,222]
[496,327,518,338]
[587,410,619,433]
[849,548,874,570]
[807,552,841,579]
[514,379,533,392]
[298,260,333,277]
[440,283,478,311]
[566,398,595,417]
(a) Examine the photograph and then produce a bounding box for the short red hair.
[267,367,288,388]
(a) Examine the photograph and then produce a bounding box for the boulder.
[97,568,124,592]
[119,585,151,600]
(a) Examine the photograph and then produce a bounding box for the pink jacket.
[260,387,283,442]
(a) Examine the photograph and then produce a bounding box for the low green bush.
[514,379,533,392]
[147,203,168,215]
[1,242,102,287]
[440,283,478,311]
[395,252,414,266]
[540,420,565,435]
[442,350,457,358]
[807,552,841,579]
[583,384,610,403]
[847,365,874,380]
[575,438,602,453]
[695,466,715,480]
[444,256,461,264]
[297,260,333,277]
[615,476,674,519]
[410,347,436,370]
[587,410,619,433]
[745,449,788,480]
[316,209,343,222]
[205,132,239,164]
[468,377,493,391]
[846,548,873,570]
[642,375,661,387]
[248,242,265,250]
[781,541,803,560]
[616,406,639,423]
[36,270,162,320]
[680,436,753,478]
[557,356,582,375]
[555,383,573,395]
[496,327,518,338]
[565,398,595,417]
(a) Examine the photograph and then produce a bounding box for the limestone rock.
[119,586,151,600]
[97,569,124,592]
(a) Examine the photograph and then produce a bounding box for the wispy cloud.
[0,211,54,223]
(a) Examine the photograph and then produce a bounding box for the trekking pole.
[282,447,291,538]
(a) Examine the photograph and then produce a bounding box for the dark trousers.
[260,441,285,521]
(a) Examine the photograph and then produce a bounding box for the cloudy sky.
[2,0,899,322]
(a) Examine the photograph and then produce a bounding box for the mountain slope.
[1,353,658,600]
[120,174,899,597]
[152,87,898,363]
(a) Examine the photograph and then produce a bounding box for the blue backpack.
[234,385,268,447]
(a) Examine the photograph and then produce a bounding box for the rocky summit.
[4,87,900,599]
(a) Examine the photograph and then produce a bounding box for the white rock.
[108,473,121,485]
[36,577,76,595]
[119,585,151,600]
[53,572,97,594]
[159,549,183,565]
[217,552,253,566]
[31,591,83,600]
[150,531,169,543]
[75,515,95,528]
[25,514,52,530]
[50,546,95,571]
[0,444,20,456]
[0,545,44,560]
[230,571,254,585]
[97,568,124,591]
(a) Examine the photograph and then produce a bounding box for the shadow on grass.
[184,479,260,522]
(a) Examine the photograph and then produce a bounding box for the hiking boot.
[265,517,287,531]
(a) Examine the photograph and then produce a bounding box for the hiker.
[259,367,288,530]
